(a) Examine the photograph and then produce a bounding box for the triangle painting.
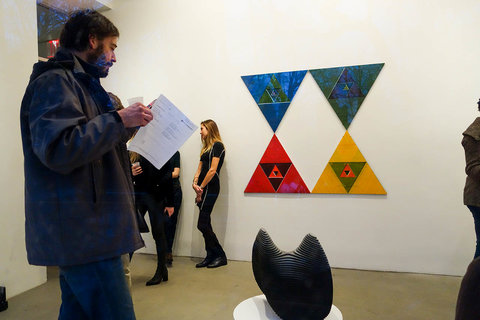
[245,135,310,193]
[310,63,384,130]
[242,70,308,132]
[312,131,386,194]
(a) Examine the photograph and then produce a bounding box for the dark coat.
[133,155,174,207]
[20,48,144,266]
[463,117,480,207]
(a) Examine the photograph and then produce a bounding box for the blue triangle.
[241,73,274,103]
[258,103,290,132]
[242,70,308,132]
[274,70,308,101]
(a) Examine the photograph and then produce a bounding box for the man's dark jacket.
[463,117,480,207]
[20,48,144,266]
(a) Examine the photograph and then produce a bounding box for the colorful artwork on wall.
[245,135,310,193]
[242,63,386,195]
[312,131,386,194]
[241,70,307,132]
[310,63,384,130]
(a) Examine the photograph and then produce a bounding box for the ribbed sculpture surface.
[252,229,333,320]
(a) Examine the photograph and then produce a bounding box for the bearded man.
[20,10,152,320]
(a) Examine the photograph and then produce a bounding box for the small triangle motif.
[269,165,284,178]
[259,75,289,104]
[259,163,292,191]
[340,164,355,177]
[329,162,365,192]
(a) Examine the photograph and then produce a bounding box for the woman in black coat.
[131,152,174,285]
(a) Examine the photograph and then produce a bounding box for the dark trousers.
[137,192,167,267]
[58,256,135,320]
[455,257,480,320]
[165,187,182,254]
[467,205,480,259]
[197,185,226,259]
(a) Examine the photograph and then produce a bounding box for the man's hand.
[117,103,153,128]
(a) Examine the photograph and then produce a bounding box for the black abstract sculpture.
[252,229,333,320]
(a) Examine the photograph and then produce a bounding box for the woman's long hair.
[127,129,141,164]
[129,151,140,164]
[200,119,223,155]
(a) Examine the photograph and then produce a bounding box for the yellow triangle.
[349,163,386,194]
[330,131,366,162]
[312,164,347,194]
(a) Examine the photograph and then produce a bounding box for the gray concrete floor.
[0,254,462,319]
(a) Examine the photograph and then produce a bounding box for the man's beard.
[86,43,110,78]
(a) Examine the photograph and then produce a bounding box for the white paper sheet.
[127,95,197,169]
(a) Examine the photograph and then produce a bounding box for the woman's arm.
[198,157,220,189]
[192,161,203,192]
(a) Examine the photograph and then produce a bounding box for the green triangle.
[310,67,344,98]
[259,75,289,104]
[328,97,365,130]
[330,162,366,192]
[348,63,384,97]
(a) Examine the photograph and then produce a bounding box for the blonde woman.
[192,120,227,268]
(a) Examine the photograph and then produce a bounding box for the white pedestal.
[233,295,342,320]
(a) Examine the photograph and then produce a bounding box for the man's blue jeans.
[58,256,135,320]
[467,205,480,259]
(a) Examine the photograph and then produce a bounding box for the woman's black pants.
[137,192,167,267]
[197,184,226,260]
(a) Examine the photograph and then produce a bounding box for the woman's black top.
[198,142,225,187]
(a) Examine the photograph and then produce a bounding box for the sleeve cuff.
[111,110,123,123]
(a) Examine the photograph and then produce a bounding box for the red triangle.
[245,165,276,193]
[268,165,283,178]
[260,135,291,163]
[340,164,356,177]
[277,165,310,193]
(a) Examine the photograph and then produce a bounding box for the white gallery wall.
[103,0,480,276]
[0,0,46,298]
[2,1,479,301]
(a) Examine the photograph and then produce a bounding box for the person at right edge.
[192,119,227,268]
[462,98,480,259]
[456,98,480,319]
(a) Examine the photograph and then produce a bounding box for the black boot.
[195,257,212,268]
[146,264,168,286]
[207,256,227,268]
